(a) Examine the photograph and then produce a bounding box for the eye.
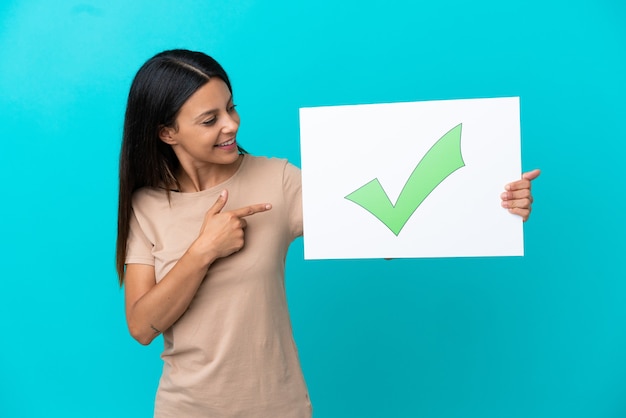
[228,104,238,113]
[202,118,216,126]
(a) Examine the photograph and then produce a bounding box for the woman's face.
[160,77,240,169]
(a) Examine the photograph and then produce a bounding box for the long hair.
[116,49,240,285]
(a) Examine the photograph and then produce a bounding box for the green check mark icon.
[345,123,465,236]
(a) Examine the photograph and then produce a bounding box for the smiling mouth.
[215,138,236,147]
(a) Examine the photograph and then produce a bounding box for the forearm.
[127,248,216,345]
[125,191,271,345]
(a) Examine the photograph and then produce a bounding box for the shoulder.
[131,187,169,212]
[242,155,301,178]
[243,155,299,170]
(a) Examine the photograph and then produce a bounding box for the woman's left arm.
[500,169,541,222]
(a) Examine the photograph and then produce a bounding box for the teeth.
[218,138,235,147]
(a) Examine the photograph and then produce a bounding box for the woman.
[116,49,539,417]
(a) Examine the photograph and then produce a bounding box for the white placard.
[299,97,523,259]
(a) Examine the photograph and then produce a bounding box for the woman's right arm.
[124,190,272,345]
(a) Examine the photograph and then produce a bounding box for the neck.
[176,155,243,192]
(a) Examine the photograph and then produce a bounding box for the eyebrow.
[193,95,234,121]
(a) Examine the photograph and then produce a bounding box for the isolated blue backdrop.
[1,1,625,417]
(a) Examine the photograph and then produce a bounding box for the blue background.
[1,0,625,417]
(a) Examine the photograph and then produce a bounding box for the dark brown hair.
[116,49,239,285]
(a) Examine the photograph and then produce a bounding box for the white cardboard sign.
[299,97,523,260]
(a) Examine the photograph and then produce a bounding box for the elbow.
[128,322,157,346]
[135,334,155,346]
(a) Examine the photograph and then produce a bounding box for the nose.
[221,111,239,133]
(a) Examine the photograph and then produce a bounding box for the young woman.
[116,49,539,417]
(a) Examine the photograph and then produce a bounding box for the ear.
[159,125,177,145]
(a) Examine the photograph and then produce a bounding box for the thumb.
[208,189,228,214]
[522,169,541,181]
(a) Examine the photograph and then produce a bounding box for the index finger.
[505,169,541,192]
[522,169,541,181]
[229,203,273,218]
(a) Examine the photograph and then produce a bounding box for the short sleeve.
[283,162,303,239]
[125,208,155,266]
